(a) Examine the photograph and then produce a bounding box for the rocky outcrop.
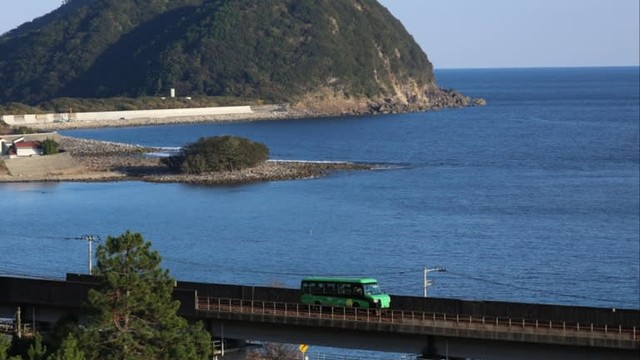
[146,161,370,185]
[366,88,483,114]
[293,86,485,116]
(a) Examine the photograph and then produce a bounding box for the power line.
[444,269,637,307]
[86,256,640,306]
[0,267,65,281]
[0,232,101,276]
[162,257,418,278]
[0,232,92,242]
[0,234,634,307]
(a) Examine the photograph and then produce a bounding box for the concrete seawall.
[1,106,255,126]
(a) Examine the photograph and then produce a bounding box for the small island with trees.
[0,131,373,184]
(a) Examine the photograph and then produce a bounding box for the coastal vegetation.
[162,136,270,174]
[0,0,470,114]
[0,231,212,360]
[41,139,59,155]
[0,121,35,135]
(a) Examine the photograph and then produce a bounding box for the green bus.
[300,277,391,309]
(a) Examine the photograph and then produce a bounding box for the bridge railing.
[197,297,639,344]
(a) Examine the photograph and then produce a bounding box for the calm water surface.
[1,67,638,311]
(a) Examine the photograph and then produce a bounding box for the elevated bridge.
[0,274,638,359]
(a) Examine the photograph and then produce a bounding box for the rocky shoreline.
[1,90,483,183]
[6,136,373,185]
[17,87,485,132]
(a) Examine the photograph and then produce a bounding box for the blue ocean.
[1,67,638,311]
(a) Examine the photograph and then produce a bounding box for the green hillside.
[0,0,468,112]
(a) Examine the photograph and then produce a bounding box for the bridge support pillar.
[419,337,465,360]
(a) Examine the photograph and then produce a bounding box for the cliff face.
[0,0,473,113]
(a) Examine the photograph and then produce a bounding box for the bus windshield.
[363,283,382,295]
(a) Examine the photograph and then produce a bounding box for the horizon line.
[434,64,640,71]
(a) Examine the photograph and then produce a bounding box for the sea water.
[1,68,638,314]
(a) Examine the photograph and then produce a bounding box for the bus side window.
[355,285,363,297]
[308,282,317,294]
[303,282,314,294]
[340,283,352,295]
[326,283,336,295]
[338,283,346,295]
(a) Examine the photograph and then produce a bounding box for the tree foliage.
[163,135,269,174]
[79,230,211,360]
[27,334,47,360]
[41,139,59,155]
[0,336,10,360]
[46,333,83,360]
[0,0,434,105]
[0,0,203,104]
[246,343,298,360]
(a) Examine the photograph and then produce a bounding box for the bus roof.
[301,277,379,284]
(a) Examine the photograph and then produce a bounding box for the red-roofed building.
[0,137,43,158]
[14,141,43,157]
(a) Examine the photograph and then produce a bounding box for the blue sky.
[1,0,638,69]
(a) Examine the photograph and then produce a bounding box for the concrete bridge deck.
[194,297,638,359]
[0,274,638,359]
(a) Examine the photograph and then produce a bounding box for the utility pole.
[82,234,100,275]
[16,306,21,339]
[423,266,446,298]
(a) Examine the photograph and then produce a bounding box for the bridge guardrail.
[197,297,639,346]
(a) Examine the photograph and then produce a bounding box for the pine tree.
[0,336,10,360]
[79,230,211,360]
[27,334,47,360]
[47,334,83,360]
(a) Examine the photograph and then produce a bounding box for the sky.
[0,0,638,69]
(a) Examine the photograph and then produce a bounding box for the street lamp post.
[423,266,446,298]
[82,234,100,275]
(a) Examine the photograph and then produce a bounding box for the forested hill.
[0,0,471,113]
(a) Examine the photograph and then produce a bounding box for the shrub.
[41,138,60,155]
[162,135,269,174]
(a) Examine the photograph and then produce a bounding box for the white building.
[0,137,43,158]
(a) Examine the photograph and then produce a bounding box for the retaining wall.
[1,106,254,126]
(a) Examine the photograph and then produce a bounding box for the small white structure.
[14,141,44,157]
[0,139,8,156]
[170,88,176,98]
[0,136,43,158]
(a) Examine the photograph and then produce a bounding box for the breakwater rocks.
[58,136,372,185]
[146,161,370,185]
